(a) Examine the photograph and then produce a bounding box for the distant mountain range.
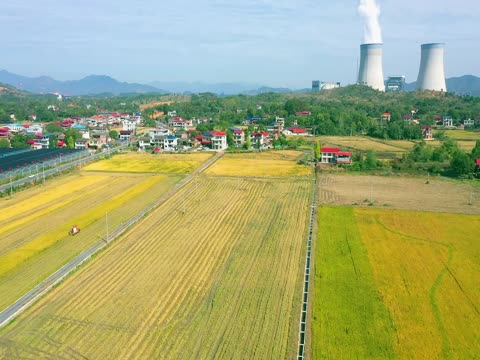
[0,70,165,96]
[1,69,479,96]
[148,81,295,95]
[405,75,480,96]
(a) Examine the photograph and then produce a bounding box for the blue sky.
[0,0,478,88]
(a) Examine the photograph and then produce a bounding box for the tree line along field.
[82,152,213,174]
[312,207,480,359]
[315,134,479,156]
[205,150,312,177]
[0,175,312,359]
[0,171,182,311]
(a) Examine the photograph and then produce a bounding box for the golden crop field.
[205,150,312,177]
[0,176,312,359]
[319,136,409,153]
[0,172,182,310]
[313,206,480,359]
[83,152,213,174]
[381,139,417,150]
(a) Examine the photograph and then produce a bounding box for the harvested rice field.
[0,176,312,359]
[0,171,182,310]
[83,152,213,174]
[205,150,312,177]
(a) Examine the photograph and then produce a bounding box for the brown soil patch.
[318,174,480,214]
[139,101,173,111]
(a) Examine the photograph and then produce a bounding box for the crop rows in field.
[313,206,480,359]
[0,176,312,359]
[82,152,213,173]
[205,151,312,177]
[0,172,182,311]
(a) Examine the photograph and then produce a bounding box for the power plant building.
[386,76,406,92]
[312,80,320,91]
[416,43,447,92]
[320,82,341,90]
[357,43,385,92]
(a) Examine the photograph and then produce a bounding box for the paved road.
[0,151,223,328]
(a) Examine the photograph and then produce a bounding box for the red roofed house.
[382,112,391,121]
[295,111,311,116]
[250,132,270,149]
[210,131,227,151]
[321,147,352,165]
[284,127,308,136]
[168,117,188,131]
[421,126,433,140]
[476,159,480,167]
[232,129,245,148]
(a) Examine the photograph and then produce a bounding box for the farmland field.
[318,174,480,215]
[440,129,480,140]
[313,206,480,359]
[0,172,182,311]
[0,176,312,359]
[83,152,213,174]
[205,150,312,177]
[319,136,409,153]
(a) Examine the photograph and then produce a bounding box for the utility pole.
[106,211,109,242]
[370,179,373,204]
[9,174,13,198]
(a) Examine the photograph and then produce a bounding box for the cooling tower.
[416,43,447,92]
[357,43,385,91]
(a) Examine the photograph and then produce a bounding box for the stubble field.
[205,150,312,177]
[0,172,182,311]
[312,207,480,359]
[82,152,213,173]
[0,175,312,359]
[318,173,480,214]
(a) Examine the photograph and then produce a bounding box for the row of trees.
[152,87,480,141]
[345,138,480,177]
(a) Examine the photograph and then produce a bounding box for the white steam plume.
[357,0,382,44]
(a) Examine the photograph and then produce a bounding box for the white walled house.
[210,131,228,151]
[230,128,245,147]
[122,119,137,133]
[320,147,352,165]
[149,127,170,139]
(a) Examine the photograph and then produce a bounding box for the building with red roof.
[421,125,433,140]
[320,147,352,164]
[283,127,308,136]
[210,131,227,151]
[231,128,245,148]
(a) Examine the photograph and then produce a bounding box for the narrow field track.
[0,176,312,359]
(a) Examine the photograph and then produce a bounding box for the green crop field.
[440,130,480,140]
[313,206,480,359]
